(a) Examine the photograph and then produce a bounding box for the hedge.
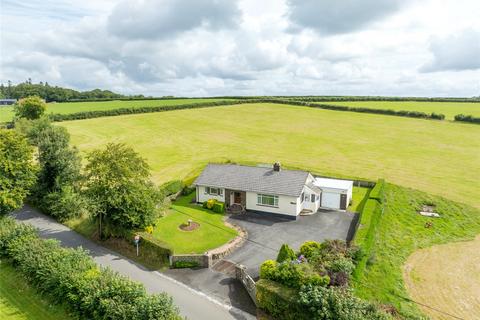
[454,114,480,124]
[42,98,452,123]
[256,279,302,320]
[159,180,184,197]
[48,99,256,122]
[352,199,383,280]
[212,201,225,213]
[135,231,173,263]
[0,217,181,320]
[369,179,385,203]
[287,96,480,103]
[263,99,446,120]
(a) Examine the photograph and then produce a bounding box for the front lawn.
[0,261,73,320]
[151,193,238,254]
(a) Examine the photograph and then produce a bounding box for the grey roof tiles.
[194,164,309,197]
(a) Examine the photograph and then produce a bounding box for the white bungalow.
[194,163,353,220]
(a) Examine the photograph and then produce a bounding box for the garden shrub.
[0,217,180,319]
[260,260,277,279]
[212,201,225,213]
[298,285,390,320]
[276,244,296,263]
[206,199,216,209]
[299,240,321,258]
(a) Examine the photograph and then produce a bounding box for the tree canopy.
[1,80,139,102]
[84,143,160,237]
[14,96,47,120]
[0,129,37,214]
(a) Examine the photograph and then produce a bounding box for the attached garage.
[314,178,353,211]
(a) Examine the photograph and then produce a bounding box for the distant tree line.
[0,79,142,102]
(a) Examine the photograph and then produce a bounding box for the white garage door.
[322,192,341,209]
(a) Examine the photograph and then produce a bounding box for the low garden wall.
[235,264,258,306]
[169,254,211,268]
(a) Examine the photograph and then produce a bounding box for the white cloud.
[1,0,479,97]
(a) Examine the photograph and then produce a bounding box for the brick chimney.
[273,162,281,172]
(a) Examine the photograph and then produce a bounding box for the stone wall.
[235,264,258,306]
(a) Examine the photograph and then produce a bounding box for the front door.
[234,192,242,204]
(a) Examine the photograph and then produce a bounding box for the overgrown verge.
[454,114,480,124]
[352,182,480,318]
[0,217,181,320]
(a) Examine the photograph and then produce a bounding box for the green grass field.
[322,100,480,120]
[61,103,480,209]
[0,261,73,320]
[152,193,237,254]
[0,98,232,122]
[353,183,480,318]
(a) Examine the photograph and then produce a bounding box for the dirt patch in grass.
[403,235,480,320]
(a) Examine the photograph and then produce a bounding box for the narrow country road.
[12,205,255,320]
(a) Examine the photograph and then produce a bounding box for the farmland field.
[60,103,480,209]
[0,98,233,122]
[0,261,72,320]
[404,235,480,319]
[321,100,480,120]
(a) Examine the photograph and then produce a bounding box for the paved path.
[12,205,255,320]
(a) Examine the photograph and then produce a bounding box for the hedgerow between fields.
[0,217,181,320]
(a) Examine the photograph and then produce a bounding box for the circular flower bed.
[179,220,200,231]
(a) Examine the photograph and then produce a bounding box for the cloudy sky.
[1,0,479,97]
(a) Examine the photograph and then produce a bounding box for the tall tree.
[0,129,37,214]
[84,143,160,238]
[14,96,47,120]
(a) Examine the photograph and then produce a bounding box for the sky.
[1,0,479,97]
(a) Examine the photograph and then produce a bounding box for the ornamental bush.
[206,199,216,209]
[276,244,296,263]
[299,240,321,258]
[0,217,181,320]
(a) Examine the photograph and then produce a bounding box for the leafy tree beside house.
[13,96,47,120]
[0,129,37,215]
[84,143,161,239]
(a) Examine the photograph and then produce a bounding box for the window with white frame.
[311,194,316,202]
[301,192,305,203]
[205,187,222,196]
[304,192,310,202]
[257,194,279,207]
